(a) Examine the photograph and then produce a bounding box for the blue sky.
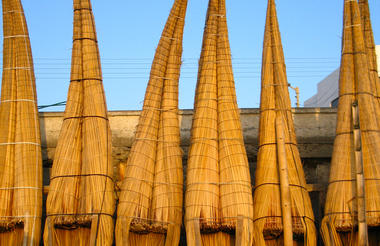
[1,0,379,111]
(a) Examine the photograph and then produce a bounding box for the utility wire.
[38,101,66,110]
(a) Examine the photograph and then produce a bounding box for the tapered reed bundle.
[252,0,316,245]
[185,0,254,245]
[116,0,188,245]
[321,1,380,245]
[43,0,115,245]
[0,0,42,245]
[359,0,380,122]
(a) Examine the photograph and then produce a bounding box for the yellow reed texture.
[359,0,380,125]
[116,0,187,245]
[0,0,42,245]
[252,0,316,245]
[321,1,380,245]
[43,0,115,245]
[185,0,254,245]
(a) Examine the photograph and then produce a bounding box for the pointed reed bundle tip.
[321,0,380,245]
[116,0,187,245]
[43,0,115,245]
[185,0,254,245]
[0,0,42,245]
[252,0,316,245]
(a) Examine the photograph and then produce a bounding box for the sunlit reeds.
[43,0,115,245]
[252,0,316,245]
[0,0,42,245]
[185,0,254,245]
[115,0,188,245]
[321,1,380,245]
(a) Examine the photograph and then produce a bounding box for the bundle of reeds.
[185,0,254,245]
[115,0,187,245]
[0,0,42,245]
[43,0,115,245]
[359,0,380,121]
[321,1,380,245]
[251,0,316,245]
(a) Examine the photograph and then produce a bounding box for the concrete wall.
[41,107,336,187]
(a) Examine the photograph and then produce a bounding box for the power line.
[38,101,66,109]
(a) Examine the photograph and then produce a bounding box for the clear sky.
[1,0,379,111]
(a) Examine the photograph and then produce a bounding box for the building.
[304,69,339,107]
[304,45,380,107]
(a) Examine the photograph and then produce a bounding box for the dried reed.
[0,0,42,245]
[185,0,254,245]
[116,0,187,245]
[321,1,380,245]
[252,0,316,245]
[359,0,380,125]
[43,0,115,245]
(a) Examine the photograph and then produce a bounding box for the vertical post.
[295,87,300,108]
[121,217,128,246]
[90,215,99,246]
[22,218,28,246]
[352,101,368,246]
[235,215,244,246]
[288,84,300,107]
[275,115,293,246]
[47,217,53,246]
[193,219,202,246]
[326,218,335,246]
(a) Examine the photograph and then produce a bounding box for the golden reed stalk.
[359,0,380,119]
[43,0,115,245]
[116,0,188,245]
[185,0,254,245]
[252,0,316,245]
[0,0,42,245]
[321,1,380,245]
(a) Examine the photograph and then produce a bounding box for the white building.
[304,45,380,107]
[304,69,339,107]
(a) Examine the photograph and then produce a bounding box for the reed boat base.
[264,231,305,243]
[128,231,166,246]
[264,238,304,246]
[335,227,380,245]
[48,227,91,246]
[200,232,234,246]
[0,228,24,245]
